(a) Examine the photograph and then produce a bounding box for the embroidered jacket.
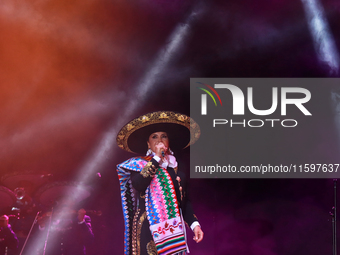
[117,156,197,255]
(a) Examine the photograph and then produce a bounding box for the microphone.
[161,150,165,157]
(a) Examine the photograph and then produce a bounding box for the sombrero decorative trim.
[116,111,200,154]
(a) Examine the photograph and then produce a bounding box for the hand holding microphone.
[155,142,167,158]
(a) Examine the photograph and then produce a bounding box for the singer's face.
[147,132,169,153]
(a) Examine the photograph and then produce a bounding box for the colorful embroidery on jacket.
[117,156,186,255]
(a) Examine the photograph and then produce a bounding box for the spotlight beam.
[301,0,340,74]
[75,7,204,187]
[0,90,122,160]
[20,6,205,253]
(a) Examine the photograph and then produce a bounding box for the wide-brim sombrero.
[116,111,200,154]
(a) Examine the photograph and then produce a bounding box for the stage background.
[0,0,340,254]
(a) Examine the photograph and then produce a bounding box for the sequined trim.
[147,240,158,255]
[137,212,147,255]
[132,209,140,255]
[140,161,157,178]
[131,210,147,255]
[116,111,200,153]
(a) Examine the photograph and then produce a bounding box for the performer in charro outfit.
[116,111,203,255]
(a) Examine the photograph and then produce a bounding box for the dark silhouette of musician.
[31,201,94,255]
[0,215,18,255]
